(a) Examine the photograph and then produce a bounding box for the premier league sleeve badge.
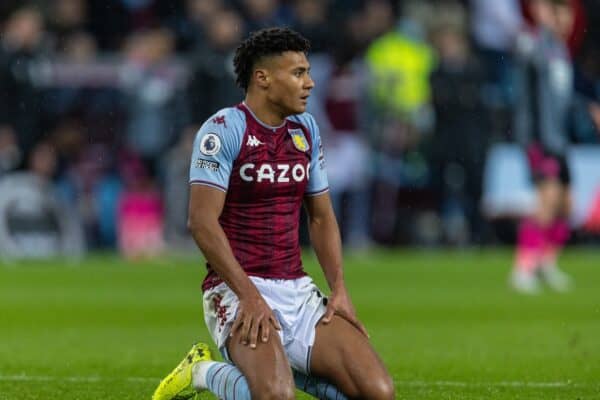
[200,133,222,156]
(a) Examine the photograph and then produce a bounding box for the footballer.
[152,27,394,400]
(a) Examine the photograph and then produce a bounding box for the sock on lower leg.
[191,360,217,389]
[547,219,570,247]
[540,219,569,268]
[293,370,348,400]
[192,362,348,400]
[515,218,545,273]
[541,247,558,268]
[514,250,539,274]
[192,362,251,400]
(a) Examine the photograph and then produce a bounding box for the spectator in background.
[361,0,397,43]
[429,1,490,245]
[310,34,372,250]
[187,9,245,123]
[571,0,600,144]
[366,1,434,116]
[60,31,97,62]
[169,0,225,52]
[160,125,198,251]
[53,119,123,248]
[0,6,48,162]
[46,0,89,47]
[43,31,100,118]
[590,102,600,137]
[470,0,523,111]
[117,153,164,260]
[50,31,126,150]
[238,0,287,34]
[365,1,435,243]
[28,140,58,181]
[0,140,85,259]
[0,126,22,175]
[511,0,575,293]
[290,0,331,53]
[121,28,190,163]
[87,0,159,50]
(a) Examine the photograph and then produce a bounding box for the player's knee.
[252,380,295,400]
[360,374,395,400]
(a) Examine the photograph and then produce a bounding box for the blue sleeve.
[302,114,329,195]
[189,108,245,192]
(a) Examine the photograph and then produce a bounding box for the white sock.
[191,360,219,390]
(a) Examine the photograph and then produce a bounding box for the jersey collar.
[241,102,286,132]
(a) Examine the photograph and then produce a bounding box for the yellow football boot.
[152,343,212,400]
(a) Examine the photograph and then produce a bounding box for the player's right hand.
[231,295,281,349]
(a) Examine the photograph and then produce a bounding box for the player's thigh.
[311,315,395,400]
[226,332,295,400]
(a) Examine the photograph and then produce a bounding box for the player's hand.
[321,287,369,338]
[231,294,281,349]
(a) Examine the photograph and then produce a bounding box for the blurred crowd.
[0,0,599,258]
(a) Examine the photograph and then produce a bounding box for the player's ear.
[254,68,270,89]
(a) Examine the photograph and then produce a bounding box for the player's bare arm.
[188,184,281,348]
[304,192,368,337]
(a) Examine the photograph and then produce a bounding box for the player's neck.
[244,95,287,127]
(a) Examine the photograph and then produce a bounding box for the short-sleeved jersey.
[190,103,329,290]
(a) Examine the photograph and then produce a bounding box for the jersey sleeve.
[189,109,244,192]
[304,115,329,196]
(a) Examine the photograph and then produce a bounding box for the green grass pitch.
[1,248,599,399]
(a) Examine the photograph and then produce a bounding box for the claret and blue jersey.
[189,103,329,290]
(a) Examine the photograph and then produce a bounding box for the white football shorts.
[203,276,327,374]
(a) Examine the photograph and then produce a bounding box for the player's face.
[266,51,314,115]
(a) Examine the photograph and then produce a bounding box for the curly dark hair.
[233,27,311,92]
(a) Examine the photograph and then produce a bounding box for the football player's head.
[234,27,314,115]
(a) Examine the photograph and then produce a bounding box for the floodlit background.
[0,1,599,399]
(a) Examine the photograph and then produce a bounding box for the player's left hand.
[321,287,369,338]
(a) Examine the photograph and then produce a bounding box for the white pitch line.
[0,375,595,389]
[0,375,157,383]
[393,380,590,388]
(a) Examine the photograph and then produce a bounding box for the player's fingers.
[239,317,252,345]
[249,316,262,349]
[321,306,335,324]
[269,315,282,330]
[230,314,244,336]
[261,321,270,342]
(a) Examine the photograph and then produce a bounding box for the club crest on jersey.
[288,129,309,152]
[200,133,221,156]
